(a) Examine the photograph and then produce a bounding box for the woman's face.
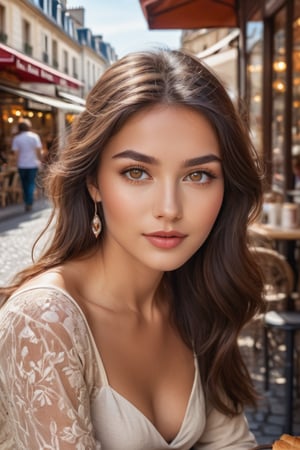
[90,104,224,272]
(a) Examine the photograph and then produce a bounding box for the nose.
[152,179,183,221]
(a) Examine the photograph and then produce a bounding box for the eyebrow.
[183,154,221,167]
[112,149,222,166]
[112,150,158,164]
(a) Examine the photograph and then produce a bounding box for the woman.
[0,49,264,449]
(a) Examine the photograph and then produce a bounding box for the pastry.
[272,435,300,449]
[273,440,294,449]
[250,435,300,450]
[278,435,300,449]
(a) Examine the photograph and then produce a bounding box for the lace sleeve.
[0,289,101,450]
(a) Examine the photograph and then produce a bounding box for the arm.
[0,290,101,449]
[36,145,43,162]
[193,405,256,450]
[34,134,43,162]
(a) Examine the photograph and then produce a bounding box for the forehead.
[102,104,221,160]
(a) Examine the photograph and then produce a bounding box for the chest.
[85,304,196,443]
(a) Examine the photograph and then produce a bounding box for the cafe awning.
[0,84,85,113]
[57,90,86,106]
[0,43,83,90]
[139,0,238,29]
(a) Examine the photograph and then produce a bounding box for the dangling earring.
[91,201,102,238]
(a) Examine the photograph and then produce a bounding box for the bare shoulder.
[19,263,80,297]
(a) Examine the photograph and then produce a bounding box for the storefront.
[0,42,85,165]
[244,0,300,199]
[140,0,300,200]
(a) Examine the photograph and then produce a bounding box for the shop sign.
[26,99,52,111]
[0,43,82,89]
[16,57,68,86]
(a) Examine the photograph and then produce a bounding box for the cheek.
[99,183,141,225]
[191,189,224,237]
[210,191,224,218]
[191,184,224,216]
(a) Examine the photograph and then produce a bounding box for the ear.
[86,179,102,202]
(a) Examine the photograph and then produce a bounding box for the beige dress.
[0,286,256,449]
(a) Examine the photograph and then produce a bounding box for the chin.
[149,257,192,272]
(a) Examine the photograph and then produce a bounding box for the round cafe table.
[249,222,300,241]
[249,222,300,309]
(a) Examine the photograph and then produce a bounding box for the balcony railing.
[42,52,49,63]
[0,31,7,43]
[23,42,33,56]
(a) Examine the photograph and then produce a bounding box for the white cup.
[267,203,281,227]
[281,203,299,228]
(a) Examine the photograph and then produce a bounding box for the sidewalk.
[0,197,51,222]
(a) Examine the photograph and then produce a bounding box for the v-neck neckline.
[10,284,199,445]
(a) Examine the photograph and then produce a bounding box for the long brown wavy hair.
[0,49,264,416]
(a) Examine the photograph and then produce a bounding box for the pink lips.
[143,231,187,249]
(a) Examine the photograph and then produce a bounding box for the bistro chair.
[263,311,300,434]
[0,174,10,207]
[248,228,276,251]
[7,171,22,204]
[249,246,294,350]
[249,248,300,433]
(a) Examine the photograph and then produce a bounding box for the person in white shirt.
[11,118,42,211]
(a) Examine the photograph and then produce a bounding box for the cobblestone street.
[0,200,52,286]
[240,323,300,444]
[0,203,300,445]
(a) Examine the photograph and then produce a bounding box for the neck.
[75,250,170,318]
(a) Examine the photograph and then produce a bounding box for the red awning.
[139,0,238,29]
[0,43,83,89]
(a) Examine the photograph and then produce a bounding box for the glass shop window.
[246,12,263,157]
[292,0,300,179]
[272,6,287,193]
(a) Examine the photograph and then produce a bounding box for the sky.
[66,0,182,58]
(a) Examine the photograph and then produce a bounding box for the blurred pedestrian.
[11,118,42,211]
[0,49,264,449]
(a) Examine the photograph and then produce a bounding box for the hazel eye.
[189,172,204,182]
[129,168,143,179]
[123,167,150,181]
[184,171,213,183]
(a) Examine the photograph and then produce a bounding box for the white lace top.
[0,286,256,449]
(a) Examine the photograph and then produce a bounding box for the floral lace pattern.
[0,288,102,449]
[0,286,257,450]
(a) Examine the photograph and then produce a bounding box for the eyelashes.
[121,165,150,182]
[184,170,217,183]
[120,165,218,185]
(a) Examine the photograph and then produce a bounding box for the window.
[92,63,95,85]
[292,0,300,161]
[272,6,287,193]
[42,33,49,63]
[87,60,91,88]
[72,57,78,78]
[63,49,68,74]
[0,4,7,43]
[43,0,51,15]
[23,20,32,56]
[52,39,58,69]
[246,15,263,157]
